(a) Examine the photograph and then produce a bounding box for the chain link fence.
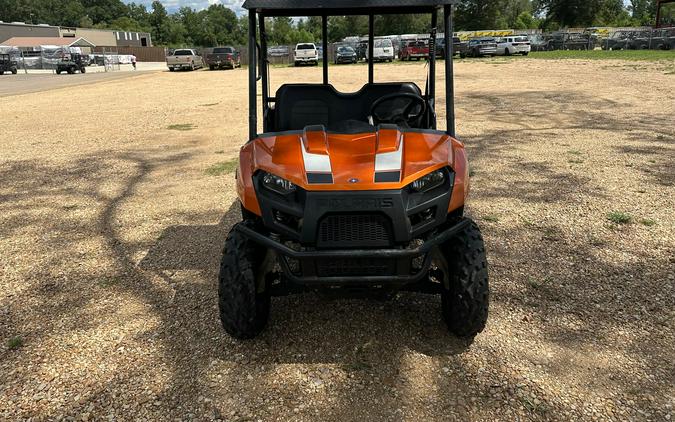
[0,45,129,74]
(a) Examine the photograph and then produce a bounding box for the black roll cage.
[244,2,456,140]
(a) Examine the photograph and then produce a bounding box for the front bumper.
[248,168,458,285]
[295,56,318,62]
[237,218,470,285]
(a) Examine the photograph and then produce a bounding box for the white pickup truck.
[294,43,318,66]
[166,49,204,71]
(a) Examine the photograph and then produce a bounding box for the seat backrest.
[274,83,421,132]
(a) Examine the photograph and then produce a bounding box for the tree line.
[0,0,660,47]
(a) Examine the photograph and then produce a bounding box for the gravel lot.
[1,59,673,421]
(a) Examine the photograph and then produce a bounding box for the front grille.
[317,213,393,248]
[316,257,395,277]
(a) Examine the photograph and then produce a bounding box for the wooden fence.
[93,46,168,62]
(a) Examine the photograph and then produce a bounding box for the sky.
[124,0,634,17]
[124,0,246,15]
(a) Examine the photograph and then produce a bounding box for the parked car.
[0,53,18,75]
[496,35,531,56]
[602,30,632,50]
[205,46,241,70]
[317,45,324,60]
[166,49,204,71]
[626,30,653,50]
[435,37,462,58]
[367,38,395,62]
[529,34,549,51]
[334,45,357,64]
[56,53,86,74]
[545,32,595,50]
[268,45,290,57]
[460,38,497,58]
[399,40,429,61]
[652,27,675,50]
[294,43,319,66]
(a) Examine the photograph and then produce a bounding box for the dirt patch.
[1,60,673,421]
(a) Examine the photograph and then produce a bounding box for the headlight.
[261,172,296,195]
[410,169,445,193]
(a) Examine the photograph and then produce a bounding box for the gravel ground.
[1,59,673,421]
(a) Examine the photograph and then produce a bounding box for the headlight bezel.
[261,171,297,195]
[409,169,447,193]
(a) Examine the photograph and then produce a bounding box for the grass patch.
[7,336,23,350]
[528,50,675,61]
[521,217,535,227]
[639,218,657,227]
[568,158,584,164]
[567,150,583,155]
[214,150,225,154]
[205,159,238,176]
[199,102,220,107]
[167,123,196,131]
[483,215,499,223]
[607,211,632,225]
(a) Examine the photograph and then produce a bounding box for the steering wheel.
[369,92,427,128]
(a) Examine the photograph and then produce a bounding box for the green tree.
[126,2,151,28]
[201,4,240,45]
[149,0,170,44]
[535,0,631,28]
[109,16,150,32]
[79,15,94,28]
[455,0,507,30]
[629,0,657,25]
[269,16,294,44]
[81,0,127,25]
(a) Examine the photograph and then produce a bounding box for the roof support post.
[444,4,455,137]
[322,15,328,84]
[248,9,257,140]
[368,14,374,84]
[429,8,437,129]
[259,13,269,126]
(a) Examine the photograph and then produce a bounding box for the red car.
[399,40,429,61]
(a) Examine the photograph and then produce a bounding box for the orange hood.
[237,127,469,215]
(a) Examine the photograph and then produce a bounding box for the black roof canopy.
[243,0,455,16]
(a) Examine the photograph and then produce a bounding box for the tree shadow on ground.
[2,86,673,420]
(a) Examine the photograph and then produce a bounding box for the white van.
[366,38,394,62]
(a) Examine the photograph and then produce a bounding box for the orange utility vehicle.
[219,0,489,339]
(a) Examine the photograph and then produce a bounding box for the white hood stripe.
[375,133,403,182]
[300,144,332,174]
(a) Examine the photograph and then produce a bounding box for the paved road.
[0,70,162,97]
